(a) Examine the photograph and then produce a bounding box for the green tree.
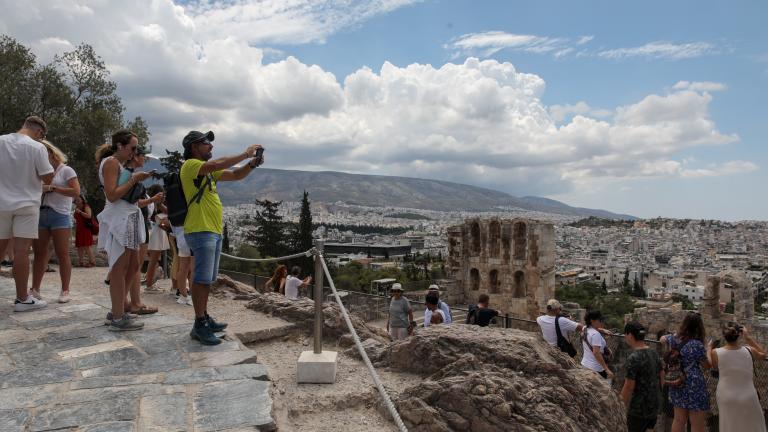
[0,36,126,210]
[249,199,287,258]
[54,43,124,208]
[622,269,630,293]
[671,294,696,311]
[632,278,645,298]
[126,116,151,150]
[160,149,183,173]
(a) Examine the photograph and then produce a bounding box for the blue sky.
[2,0,766,220]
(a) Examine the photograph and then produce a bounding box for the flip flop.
[131,305,159,315]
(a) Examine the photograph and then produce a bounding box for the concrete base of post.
[297,350,338,384]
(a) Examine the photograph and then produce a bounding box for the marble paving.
[0,276,275,432]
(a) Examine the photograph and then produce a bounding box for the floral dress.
[668,335,710,411]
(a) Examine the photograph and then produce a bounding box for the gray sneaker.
[108,316,144,332]
[104,311,138,325]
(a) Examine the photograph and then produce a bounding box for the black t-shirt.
[467,305,499,327]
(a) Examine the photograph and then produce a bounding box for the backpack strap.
[188,175,213,206]
[555,316,566,340]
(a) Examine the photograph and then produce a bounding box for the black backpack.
[555,316,577,357]
[164,172,212,227]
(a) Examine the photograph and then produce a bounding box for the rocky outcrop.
[213,274,259,298]
[243,291,390,345]
[385,325,627,432]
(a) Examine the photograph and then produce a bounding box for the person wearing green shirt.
[180,130,263,345]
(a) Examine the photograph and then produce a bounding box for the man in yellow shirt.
[180,130,263,345]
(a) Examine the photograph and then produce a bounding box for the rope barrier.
[219,246,408,431]
[320,255,409,432]
[220,249,314,263]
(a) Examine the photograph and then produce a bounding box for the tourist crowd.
[1,116,264,346]
[384,285,766,432]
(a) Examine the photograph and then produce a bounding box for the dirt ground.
[250,335,416,432]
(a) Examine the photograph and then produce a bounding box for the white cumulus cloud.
[0,0,751,198]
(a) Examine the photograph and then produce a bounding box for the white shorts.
[171,226,191,257]
[0,206,40,239]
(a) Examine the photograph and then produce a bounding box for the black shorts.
[627,415,657,432]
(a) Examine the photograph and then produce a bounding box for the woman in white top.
[31,140,80,304]
[95,130,151,331]
[144,184,171,293]
[581,310,614,380]
[708,323,767,432]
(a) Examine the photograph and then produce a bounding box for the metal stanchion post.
[313,240,325,355]
[297,239,337,384]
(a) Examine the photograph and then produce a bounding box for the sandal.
[130,305,159,315]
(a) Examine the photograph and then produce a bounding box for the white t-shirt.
[42,165,77,215]
[0,133,54,211]
[285,275,302,300]
[581,327,607,372]
[424,301,452,327]
[537,314,580,346]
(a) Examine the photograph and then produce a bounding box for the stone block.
[164,363,269,385]
[0,361,74,388]
[0,384,62,408]
[58,303,104,313]
[193,379,275,432]
[296,350,338,384]
[188,349,258,367]
[60,383,185,405]
[69,373,163,390]
[58,339,136,359]
[235,323,296,344]
[30,397,138,431]
[81,349,188,378]
[139,393,188,431]
[125,329,186,355]
[74,347,146,370]
[80,421,135,432]
[0,409,29,431]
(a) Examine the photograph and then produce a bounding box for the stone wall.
[447,218,555,320]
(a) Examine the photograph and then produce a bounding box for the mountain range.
[206,167,635,219]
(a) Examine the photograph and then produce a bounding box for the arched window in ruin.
[513,270,526,298]
[502,224,511,261]
[489,269,500,294]
[513,222,527,261]
[470,268,480,291]
[471,222,481,255]
[488,220,501,258]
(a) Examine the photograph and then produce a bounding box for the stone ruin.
[629,269,767,347]
[447,218,556,320]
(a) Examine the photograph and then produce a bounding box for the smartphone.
[255,147,264,158]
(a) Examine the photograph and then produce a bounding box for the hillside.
[210,168,634,219]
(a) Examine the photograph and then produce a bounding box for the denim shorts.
[185,231,222,285]
[39,207,72,231]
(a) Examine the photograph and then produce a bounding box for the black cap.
[182,131,214,150]
[135,146,148,156]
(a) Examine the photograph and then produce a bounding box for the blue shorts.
[38,207,72,231]
[185,231,222,285]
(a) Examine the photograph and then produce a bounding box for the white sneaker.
[177,295,193,306]
[30,289,42,300]
[186,296,193,306]
[14,296,48,312]
[58,291,71,303]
